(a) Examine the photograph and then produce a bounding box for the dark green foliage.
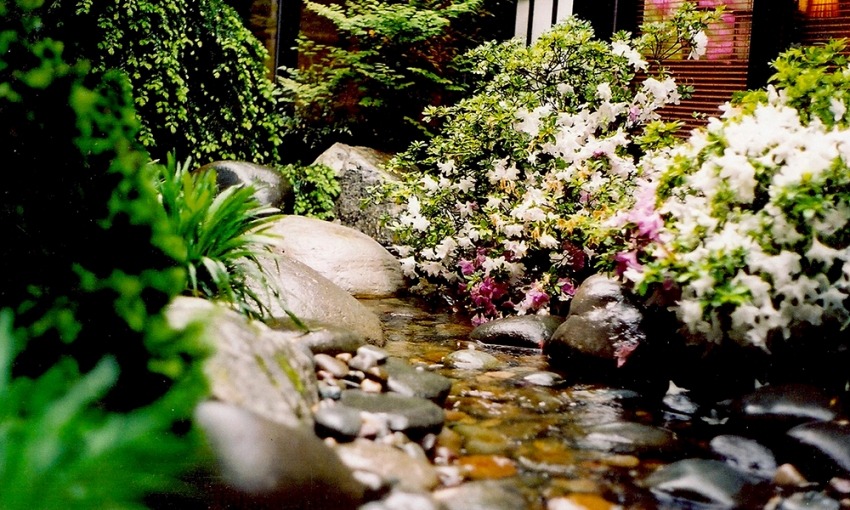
[155,154,282,317]
[0,0,208,505]
[42,0,288,165]
[280,0,494,153]
[279,162,342,219]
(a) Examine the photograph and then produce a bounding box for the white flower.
[421,261,445,277]
[677,299,704,329]
[486,196,503,209]
[806,237,844,266]
[435,237,459,260]
[537,233,559,249]
[611,40,648,71]
[748,250,801,287]
[410,215,430,232]
[457,201,476,218]
[399,256,417,277]
[456,177,476,193]
[689,31,708,59]
[814,202,850,236]
[504,240,529,258]
[557,83,574,96]
[420,175,439,192]
[437,160,456,175]
[831,97,847,123]
[503,224,524,238]
[596,83,612,102]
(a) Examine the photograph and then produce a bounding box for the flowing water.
[363,297,711,509]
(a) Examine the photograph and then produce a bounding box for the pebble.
[335,438,440,492]
[523,371,565,387]
[773,463,809,487]
[443,348,504,370]
[776,491,841,510]
[547,493,619,510]
[349,344,390,372]
[314,353,350,378]
[453,423,514,456]
[710,434,777,479]
[359,490,441,510]
[457,455,518,480]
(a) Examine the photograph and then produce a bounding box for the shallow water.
[362,297,708,509]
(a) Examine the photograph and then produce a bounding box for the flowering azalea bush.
[383,8,715,324]
[629,41,850,350]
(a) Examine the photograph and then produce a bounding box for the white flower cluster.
[638,91,850,348]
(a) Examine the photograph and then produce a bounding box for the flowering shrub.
[630,41,850,349]
[384,8,714,324]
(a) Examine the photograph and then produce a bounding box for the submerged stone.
[433,480,528,510]
[643,458,763,509]
[709,435,777,479]
[470,315,564,349]
[444,348,503,370]
[731,383,838,429]
[787,421,850,479]
[335,439,439,492]
[580,422,678,456]
[777,491,841,510]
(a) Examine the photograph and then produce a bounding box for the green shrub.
[154,154,282,316]
[43,0,288,165]
[631,41,850,350]
[279,162,342,219]
[279,0,486,153]
[381,8,714,323]
[0,0,208,505]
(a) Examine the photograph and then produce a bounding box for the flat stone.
[338,390,444,438]
[470,315,564,349]
[522,371,565,387]
[269,215,404,297]
[710,435,777,479]
[444,349,503,370]
[314,403,364,440]
[731,383,839,429]
[787,421,850,479]
[249,253,385,345]
[580,422,678,456]
[643,458,761,508]
[195,401,364,509]
[273,322,366,355]
[385,357,453,404]
[434,480,528,510]
[335,439,439,492]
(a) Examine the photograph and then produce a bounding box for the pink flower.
[458,259,476,276]
[614,251,643,277]
[557,278,576,297]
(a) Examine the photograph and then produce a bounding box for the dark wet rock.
[311,142,400,245]
[289,323,367,355]
[433,480,528,510]
[470,315,564,349]
[250,253,385,345]
[580,422,678,456]
[199,160,293,210]
[359,490,441,510]
[167,297,317,427]
[443,348,503,370]
[314,403,364,440]
[731,383,839,430]
[349,344,390,371]
[643,458,764,509]
[384,357,453,404]
[522,371,565,387]
[269,215,404,298]
[710,435,777,479]
[662,392,700,418]
[337,390,444,438]
[777,491,841,510]
[787,421,850,479]
[195,400,364,509]
[314,353,349,378]
[335,439,439,492]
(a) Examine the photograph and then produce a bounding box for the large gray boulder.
[312,143,401,245]
[269,215,404,298]
[166,297,318,427]
[198,160,293,210]
[249,253,385,345]
[196,400,365,509]
[545,275,646,369]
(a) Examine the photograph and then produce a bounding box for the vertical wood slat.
[798,0,850,49]
[638,0,753,134]
[515,0,575,43]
